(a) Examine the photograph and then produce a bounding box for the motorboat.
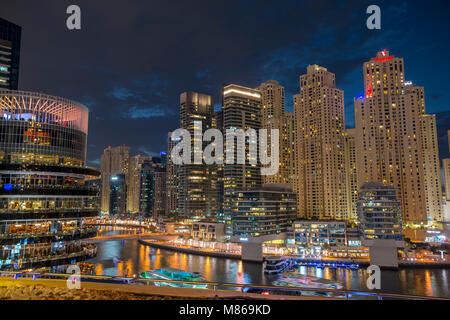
[139,268,208,289]
[264,256,288,274]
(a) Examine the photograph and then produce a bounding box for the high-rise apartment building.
[443,159,450,201]
[421,114,443,222]
[153,166,167,221]
[127,154,152,213]
[177,92,216,219]
[100,145,130,214]
[355,50,440,225]
[294,65,348,220]
[220,84,262,235]
[165,132,180,219]
[139,159,166,219]
[344,128,358,221]
[0,18,21,90]
[257,80,295,185]
[281,111,296,185]
[109,174,127,215]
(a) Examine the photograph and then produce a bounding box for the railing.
[0,228,98,240]
[0,271,448,300]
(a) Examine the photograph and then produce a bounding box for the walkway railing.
[0,271,448,300]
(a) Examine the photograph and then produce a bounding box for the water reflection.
[86,227,450,298]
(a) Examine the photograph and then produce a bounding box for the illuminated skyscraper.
[100,145,130,214]
[294,65,348,220]
[127,154,152,213]
[220,84,262,235]
[355,50,441,225]
[257,80,295,185]
[166,132,180,218]
[109,174,127,215]
[421,114,443,222]
[0,18,21,90]
[344,128,358,221]
[178,92,216,219]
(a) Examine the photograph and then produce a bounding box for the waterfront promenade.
[138,239,450,268]
[0,277,336,300]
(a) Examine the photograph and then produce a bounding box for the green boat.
[140,268,208,289]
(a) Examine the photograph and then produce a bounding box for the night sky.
[2,0,450,167]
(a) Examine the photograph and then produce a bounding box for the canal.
[86,227,450,298]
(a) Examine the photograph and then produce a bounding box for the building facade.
[0,18,21,90]
[344,128,358,221]
[127,154,152,213]
[258,80,295,186]
[292,220,347,248]
[354,50,440,225]
[0,90,99,270]
[109,174,126,216]
[230,184,297,240]
[165,132,180,219]
[177,92,216,219]
[220,84,262,235]
[420,114,443,222]
[100,145,130,214]
[191,221,225,242]
[357,182,403,241]
[294,65,348,220]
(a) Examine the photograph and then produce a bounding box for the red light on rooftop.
[375,56,393,62]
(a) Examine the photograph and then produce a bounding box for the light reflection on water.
[86,227,450,298]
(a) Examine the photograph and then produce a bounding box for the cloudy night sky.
[2,0,450,167]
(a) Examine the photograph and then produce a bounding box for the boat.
[264,256,289,274]
[272,271,344,291]
[139,268,208,289]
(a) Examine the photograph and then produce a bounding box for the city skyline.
[2,1,450,167]
[1,2,450,304]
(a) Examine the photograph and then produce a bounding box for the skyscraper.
[177,92,216,219]
[166,132,180,219]
[421,114,443,222]
[220,84,262,235]
[344,128,358,221]
[257,80,294,185]
[109,174,127,215]
[0,18,21,90]
[127,154,152,213]
[354,50,440,225]
[294,65,348,220]
[139,159,165,218]
[100,145,130,214]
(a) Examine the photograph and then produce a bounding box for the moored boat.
[264,256,289,274]
[139,268,208,289]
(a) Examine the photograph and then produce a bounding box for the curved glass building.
[0,90,100,271]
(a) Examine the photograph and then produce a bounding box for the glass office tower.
[0,18,21,90]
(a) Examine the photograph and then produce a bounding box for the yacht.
[264,256,288,274]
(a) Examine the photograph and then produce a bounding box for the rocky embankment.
[0,283,192,300]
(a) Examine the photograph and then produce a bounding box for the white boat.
[264,256,288,274]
